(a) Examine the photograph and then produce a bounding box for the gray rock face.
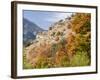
[23,18,44,46]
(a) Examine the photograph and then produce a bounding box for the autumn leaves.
[23,13,91,69]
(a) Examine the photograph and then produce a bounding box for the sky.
[23,10,73,30]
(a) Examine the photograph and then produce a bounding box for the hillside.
[23,18,44,46]
[23,13,91,69]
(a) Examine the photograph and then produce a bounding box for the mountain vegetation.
[23,13,91,69]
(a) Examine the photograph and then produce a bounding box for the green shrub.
[56,31,61,36]
[60,37,66,45]
[51,32,55,36]
[34,57,54,68]
[75,34,90,55]
[59,56,70,67]
[23,62,33,69]
[80,21,91,34]
[23,51,33,69]
[70,51,90,66]
[51,43,59,56]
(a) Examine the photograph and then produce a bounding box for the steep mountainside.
[23,18,44,46]
[23,13,91,69]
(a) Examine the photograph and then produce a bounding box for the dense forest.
[23,13,91,69]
